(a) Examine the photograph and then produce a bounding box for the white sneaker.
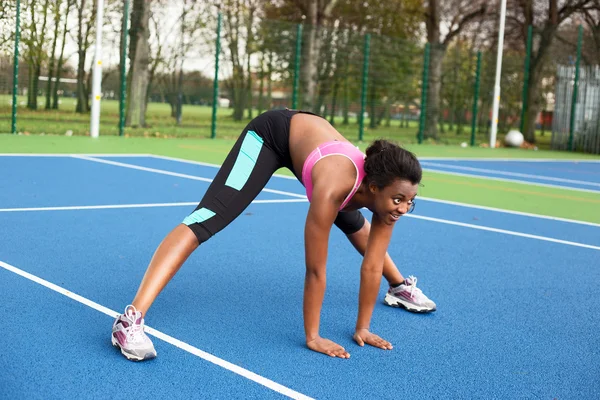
[111,305,157,361]
[384,276,436,313]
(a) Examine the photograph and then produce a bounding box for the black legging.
[183,109,365,245]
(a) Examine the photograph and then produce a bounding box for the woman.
[111,109,436,361]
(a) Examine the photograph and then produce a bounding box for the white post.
[90,0,104,138]
[490,0,507,148]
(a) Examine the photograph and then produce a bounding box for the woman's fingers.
[308,337,351,358]
[354,330,393,350]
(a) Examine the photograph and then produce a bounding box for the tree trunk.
[175,64,183,125]
[524,71,542,143]
[329,78,339,126]
[27,0,49,110]
[46,2,61,110]
[267,52,273,109]
[246,12,253,121]
[369,81,376,128]
[75,45,88,113]
[258,54,264,114]
[126,0,150,127]
[75,0,89,114]
[424,43,445,139]
[27,69,36,110]
[384,98,391,127]
[300,2,318,112]
[342,61,349,125]
[523,27,556,143]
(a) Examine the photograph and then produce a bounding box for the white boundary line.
[71,155,307,199]
[145,155,600,227]
[0,199,308,213]
[418,157,600,163]
[2,154,599,162]
[420,161,600,188]
[404,215,600,251]
[1,200,598,250]
[421,168,600,194]
[0,153,151,157]
[150,154,299,180]
[0,260,313,400]
[417,196,600,228]
[3,153,598,226]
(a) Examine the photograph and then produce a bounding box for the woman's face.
[369,179,419,225]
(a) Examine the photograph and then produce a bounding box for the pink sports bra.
[301,141,366,210]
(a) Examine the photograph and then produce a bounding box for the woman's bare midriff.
[288,113,350,177]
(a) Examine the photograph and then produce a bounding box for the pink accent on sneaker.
[114,330,127,346]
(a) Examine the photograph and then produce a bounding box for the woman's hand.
[353,328,393,350]
[307,336,350,358]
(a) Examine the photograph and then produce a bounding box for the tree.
[292,0,338,112]
[580,0,600,64]
[221,0,260,121]
[422,0,487,140]
[45,0,63,109]
[506,0,593,142]
[22,0,52,110]
[263,0,423,122]
[52,0,73,109]
[74,0,96,113]
[0,1,17,52]
[125,0,150,127]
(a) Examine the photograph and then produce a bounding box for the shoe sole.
[111,335,157,361]
[384,293,436,313]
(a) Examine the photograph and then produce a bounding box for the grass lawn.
[1,95,556,150]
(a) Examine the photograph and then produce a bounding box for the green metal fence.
[552,65,600,154]
[1,3,598,153]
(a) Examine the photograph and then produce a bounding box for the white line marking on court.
[418,157,600,163]
[150,154,300,180]
[421,161,600,187]
[422,168,600,194]
[2,154,598,163]
[0,260,314,400]
[0,153,151,157]
[0,199,308,213]
[2,200,597,250]
[150,154,600,227]
[71,155,307,199]
[6,153,596,226]
[405,214,600,251]
[78,154,600,226]
[417,196,600,228]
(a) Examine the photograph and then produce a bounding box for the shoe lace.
[405,275,422,299]
[123,305,144,343]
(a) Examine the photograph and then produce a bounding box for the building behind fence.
[552,65,600,154]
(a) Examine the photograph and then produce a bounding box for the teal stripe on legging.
[182,207,216,225]
[225,130,264,191]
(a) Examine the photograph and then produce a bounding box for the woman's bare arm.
[303,160,354,358]
[353,213,394,350]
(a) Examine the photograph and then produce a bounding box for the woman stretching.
[111,109,436,361]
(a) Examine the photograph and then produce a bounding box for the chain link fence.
[1,1,598,153]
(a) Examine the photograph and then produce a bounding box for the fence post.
[211,13,222,139]
[519,25,532,135]
[418,43,430,144]
[118,0,130,136]
[359,34,370,141]
[89,0,105,138]
[470,51,482,147]
[11,0,21,134]
[568,25,583,151]
[292,24,302,109]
